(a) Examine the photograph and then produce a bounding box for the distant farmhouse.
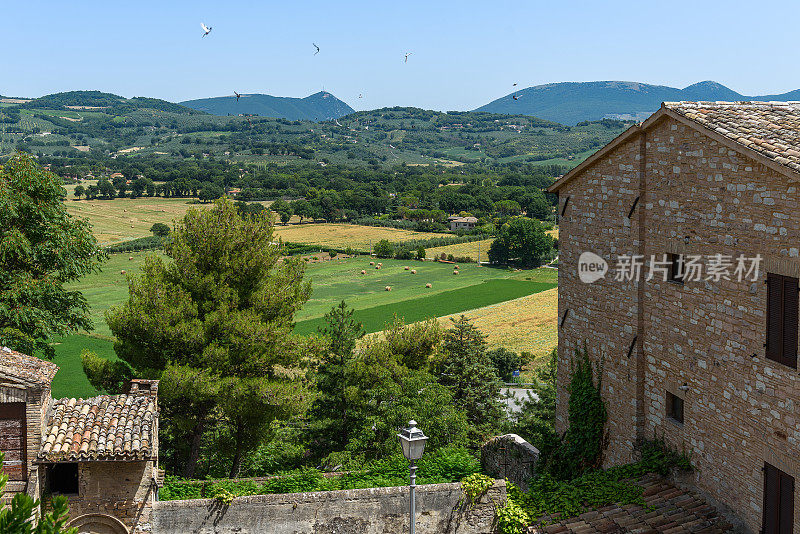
[448,215,478,231]
[550,101,800,533]
[0,347,159,534]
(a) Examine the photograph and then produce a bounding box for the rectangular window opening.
[667,253,684,284]
[763,462,794,534]
[47,463,79,495]
[666,391,684,424]
[0,402,27,481]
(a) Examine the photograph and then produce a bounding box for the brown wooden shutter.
[764,463,780,534]
[0,403,26,481]
[779,470,794,534]
[781,276,799,369]
[767,274,784,363]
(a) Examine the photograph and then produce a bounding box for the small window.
[667,254,684,284]
[47,463,79,495]
[666,391,684,424]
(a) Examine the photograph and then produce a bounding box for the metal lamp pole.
[397,420,428,534]
[409,459,417,534]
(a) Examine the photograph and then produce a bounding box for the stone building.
[549,101,800,534]
[449,215,478,231]
[1,347,160,534]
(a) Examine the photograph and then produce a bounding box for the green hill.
[181,91,355,121]
[475,80,800,125]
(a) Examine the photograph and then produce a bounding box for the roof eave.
[548,103,800,194]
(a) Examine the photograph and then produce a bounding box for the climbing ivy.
[460,473,493,505]
[540,344,607,480]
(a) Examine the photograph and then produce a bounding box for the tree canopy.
[0,153,105,357]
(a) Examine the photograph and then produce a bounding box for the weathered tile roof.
[665,101,800,173]
[38,395,157,462]
[529,474,734,533]
[0,346,59,386]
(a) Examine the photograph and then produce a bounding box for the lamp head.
[397,420,428,461]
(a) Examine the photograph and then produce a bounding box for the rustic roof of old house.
[38,395,157,462]
[0,347,59,386]
[665,101,800,173]
[549,101,800,193]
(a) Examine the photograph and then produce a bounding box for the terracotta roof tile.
[0,347,59,386]
[665,101,800,174]
[38,394,157,462]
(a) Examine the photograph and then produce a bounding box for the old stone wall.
[152,480,505,534]
[481,434,538,491]
[556,129,643,467]
[557,114,800,533]
[65,460,158,533]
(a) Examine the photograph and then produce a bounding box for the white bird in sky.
[313,43,320,55]
[404,52,412,63]
[201,23,212,37]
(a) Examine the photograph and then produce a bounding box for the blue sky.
[3,0,797,111]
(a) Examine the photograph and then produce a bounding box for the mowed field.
[272,223,443,250]
[49,251,556,399]
[425,239,495,261]
[65,198,212,245]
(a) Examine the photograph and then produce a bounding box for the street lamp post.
[397,420,428,534]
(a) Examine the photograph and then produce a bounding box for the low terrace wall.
[152,480,505,534]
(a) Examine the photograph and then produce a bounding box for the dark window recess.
[627,196,640,219]
[763,462,794,534]
[666,391,684,424]
[0,403,27,481]
[766,273,799,369]
[667,253,685,284]
[560,196,571,216]
[47,463,79,495]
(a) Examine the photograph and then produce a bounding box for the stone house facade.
[449,216,478,231]
[1,347,160,534]
[549,102,800,534]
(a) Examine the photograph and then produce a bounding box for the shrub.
[374,239,394,258]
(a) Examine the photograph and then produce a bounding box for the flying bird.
[234,91,241,102]
[513,83,517,86]
[313,43,320,55]
[512,94,521,101]
[201,23,212,37]
[404,52,412,63]
[358,93,363,99]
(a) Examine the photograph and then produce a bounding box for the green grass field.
[47,253,557,398]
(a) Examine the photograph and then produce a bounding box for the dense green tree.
[290,199,312,223]
[73,184,85,199]
[520,192,552,220]
[0,154,105,357]
[97,178,116,199]
[511,348,558,460]
[373,239,394,258]
[198,183,224,203]
[416,245,426,260]
[270,199,293,225]
[437,316,504,441]
[84,197,312,477]
[308,301,365,457]
[487,347,527,382]
[150,222,170,237]
[487,217,553,268]
[493,199,522,217]
[0,453,76,533]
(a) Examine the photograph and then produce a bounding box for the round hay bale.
[453,270,459,275]
[385,286,392,291]
[376,265,381,269]
[361,270,366,274]
[454,265,459,269]
[426,283,432,288]
[370,261,375,266]
[129,256,134,261]
[120,270,126,274]
[378,262,383,266]
[404,266,410,270]
[411,269,417,274]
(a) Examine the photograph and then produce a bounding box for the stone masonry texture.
[151,480,506,534]
[554,112,800,533]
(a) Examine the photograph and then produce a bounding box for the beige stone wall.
[65,461,157,533]
[556,131,643,467]
[557,114,800,533]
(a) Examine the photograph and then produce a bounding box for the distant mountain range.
[180,91,355,121]
[474,81,800,125]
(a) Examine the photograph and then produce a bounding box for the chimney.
[124,379,159,397]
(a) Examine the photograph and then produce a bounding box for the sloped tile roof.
[665,101,800,174]
[38,395,157,462]
[0,347,59,386]
[529,474,733,533]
